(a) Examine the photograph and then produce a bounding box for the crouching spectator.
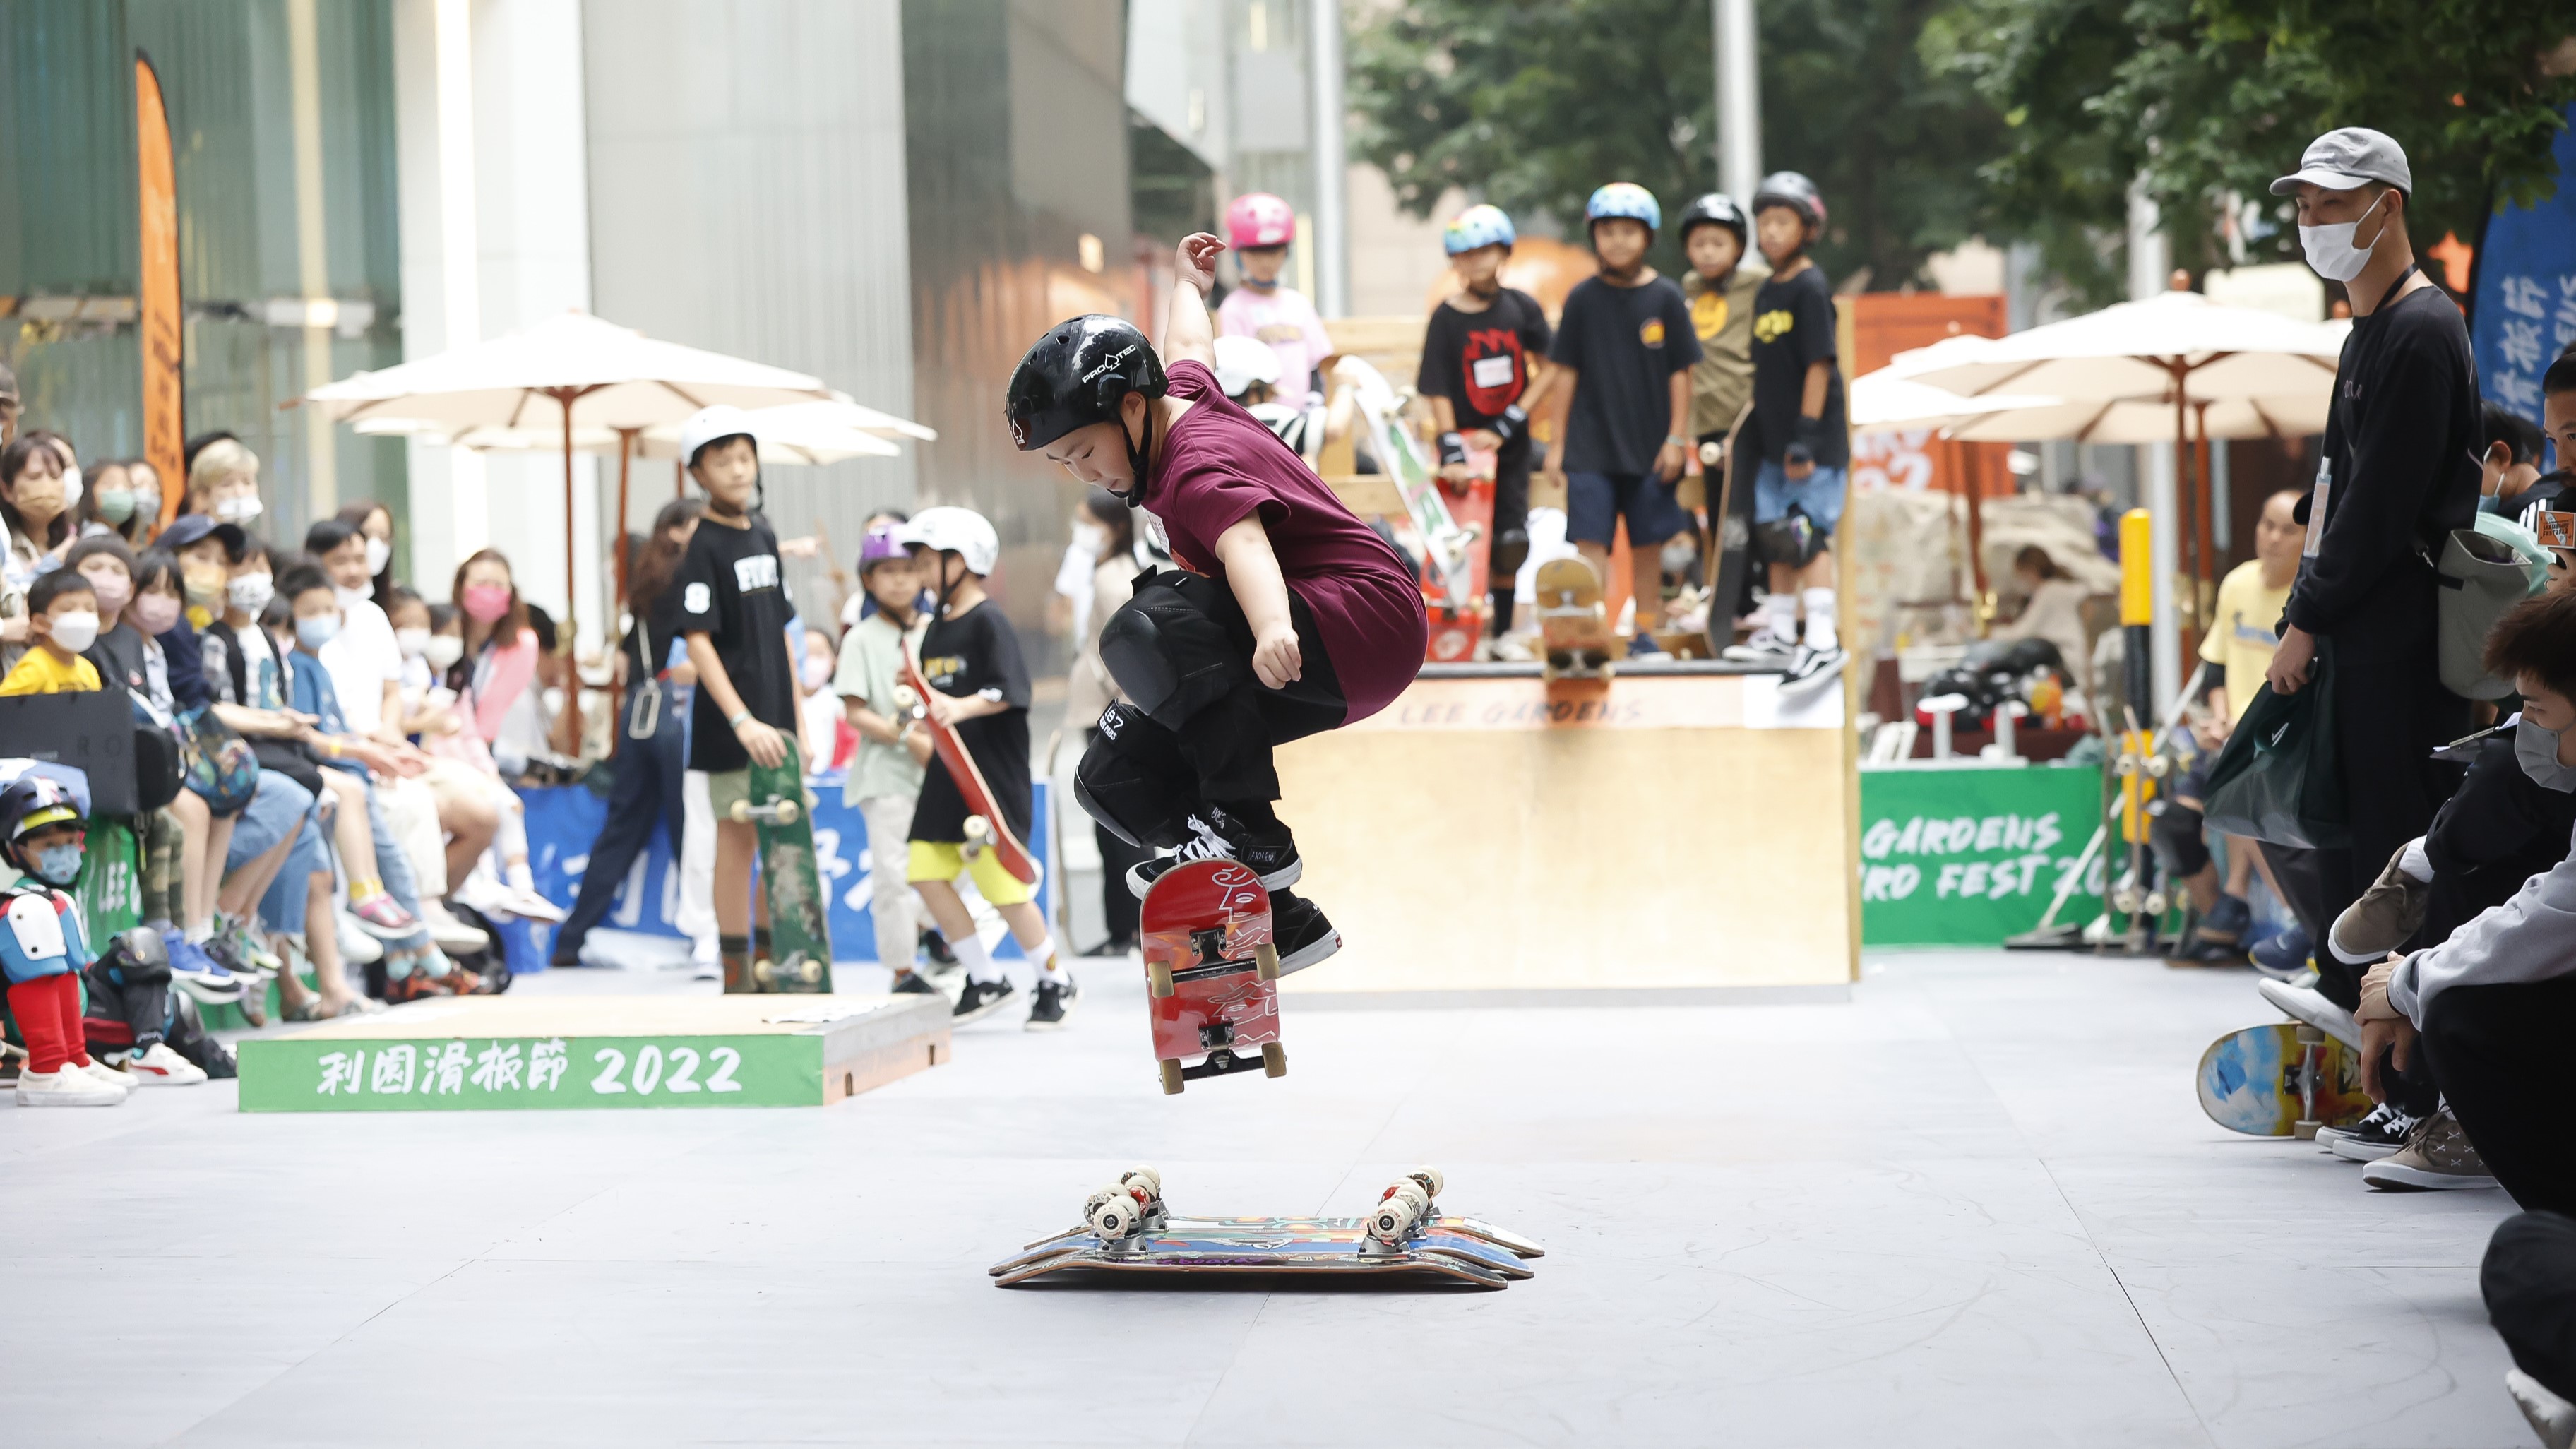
[0,777,130,1105]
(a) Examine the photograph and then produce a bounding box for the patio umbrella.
[299,309,838,633]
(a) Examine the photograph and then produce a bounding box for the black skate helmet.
[1751,172,1828,233]
[0,775,83,878]
[1677,193,1749,246]
[1006,315,1171,507]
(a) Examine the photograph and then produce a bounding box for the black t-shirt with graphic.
[1747,262,1849,468]
[907,598,1033,844]
[676,513,798,772]
[1547,273,1700,477]
[1417,288,1554,455]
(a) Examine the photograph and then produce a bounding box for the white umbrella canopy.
[1849,370,2061,436]
[354,410,906,465]
[1943,388,2332,444]
[1907,289,2345,404]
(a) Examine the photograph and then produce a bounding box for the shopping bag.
[2202,640,2348,850]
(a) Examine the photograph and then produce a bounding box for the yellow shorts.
[907,838,1037,906]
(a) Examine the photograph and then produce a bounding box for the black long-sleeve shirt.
[2284,282,2480,640]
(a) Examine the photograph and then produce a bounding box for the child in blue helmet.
[1417,203,1554,648]
[1533,182,1703,655]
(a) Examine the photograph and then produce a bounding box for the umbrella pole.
[556,388,583,761]
[615,428,635,612]
[2171,369,2197,667]
[1965,448,1989,636]
[2192,401,2214,601]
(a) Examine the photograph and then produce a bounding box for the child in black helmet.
[1005,234,1431,976]
[0,777,130,1105]
[1678,192,1770,624]
[1728,171,1849,691]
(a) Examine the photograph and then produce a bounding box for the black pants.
[1083,727,1152,946]
[1078,568,1346,849]
[557,689,688,959]
[2423,977,2576,1213]
[2485,1210,2576,1402]
[1488,444,1532,637]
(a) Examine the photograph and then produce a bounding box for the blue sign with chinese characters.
[2471,106,2576,432]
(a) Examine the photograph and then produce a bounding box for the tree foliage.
[1928,0,2576,306]
[1349,0,2011,290]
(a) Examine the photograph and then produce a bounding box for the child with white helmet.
[672,405,804,992]
[899,506,1076,1029]
[1214,192,1337,407]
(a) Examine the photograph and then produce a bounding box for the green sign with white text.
[237,1032,821,1111]
[1859,765,2105,946]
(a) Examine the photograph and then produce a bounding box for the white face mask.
[364,537,392,576]
[335,583,371,610]
[229,573,273,616]
[48,610,99,653]
[424,634,465,669]
[2298,191,2392,284]
[395,626,431,658]
[214,494,263,524]
[2517,715,2576,793]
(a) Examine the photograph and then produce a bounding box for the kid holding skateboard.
[1215,192,1336,407]
[831,525,937,992]
[897,507,1075,1029]
[1724,172,1849,690]
[1533,183,1703,657]
[672,406,803,994]
[1676,193,1769,627]
[1005,233,1431,975]
[1417,203,1553,645]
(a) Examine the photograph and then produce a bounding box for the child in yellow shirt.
[0,571,102,696]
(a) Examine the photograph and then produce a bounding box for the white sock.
[1763,592,1799,643]
[184,921,214,944]
[506,859,537,893]
[2399,837,2432,883]
[1025,934,1062,976]
[1802,588,1838,651]
[954,932,1003,985]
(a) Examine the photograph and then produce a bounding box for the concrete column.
[1306,0,1347,316]
[1713,0,1760,201]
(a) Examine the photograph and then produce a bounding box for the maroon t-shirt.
[1142,360,1427,722]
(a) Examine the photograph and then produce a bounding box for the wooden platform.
[1275,671,1857,995]
[235,994,950,1112]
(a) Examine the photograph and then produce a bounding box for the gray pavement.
[0,944,2529,1448]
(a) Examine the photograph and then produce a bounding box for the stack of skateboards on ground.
[991,1167,1544,1289]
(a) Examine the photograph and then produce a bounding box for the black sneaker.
[951,975,1018,1025]
[2325,1104,2423,1162]
[1780,643,1847,696]
[1268,889,1342,975]
[890,970,940,996]
[1126,805,1303,900]
[921,929,957,966]
[1025,974,1079,1030]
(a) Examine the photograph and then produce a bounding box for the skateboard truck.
[729,797,801,826]
[1143,926,1281,998]
[1162,1043,1287,1092]
[2289,1025,2327,1140]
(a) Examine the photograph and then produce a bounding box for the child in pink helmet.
[1215,192,1337,407]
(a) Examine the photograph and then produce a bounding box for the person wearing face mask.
[183,437,264,533]
[62,536,145,694]
[2256,129,2482,1042]
[2353,593,2576,1208]
[76,459,132,540]
[0,431,80,668]
[306,518,406,744]
[0,777,132,1106]
[335,500,400,611]
[0,570,104,696]
[123,458,165,548]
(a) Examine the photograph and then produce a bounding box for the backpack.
[2431,512,2551,700]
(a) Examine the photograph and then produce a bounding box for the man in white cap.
[2255,127,2481,1052]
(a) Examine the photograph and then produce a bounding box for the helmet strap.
[1120,400,1158,511]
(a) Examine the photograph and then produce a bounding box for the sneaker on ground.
[2509,1368,2576,1449]
[2247,924,2312,982]
[123,1042,209,1085]
[1721,633,1796,665]
[691,958,720,982]
[350,892,418,938]
[2315,1100,2407,1152]
[1126,804,1302,900]
[162,934,244,1004]
[422,900,494,955]
[2257,976,2362,1051]
[1626,631,1666,660]
[951,975,1018,1025]
[1268,889,1342,975]
[80,1059,138,1094]
[1025,974,1080,1030]
[2361,1111,2499,1190]
[14,1066,128,1107]
[2331,847,2432,965]
[2325,1104,2423,1162]
[890,970,941,996]
[1781,643,1847,694]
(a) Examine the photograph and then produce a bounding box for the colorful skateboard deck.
[726,738,833,994]
[1534,556,1616,681]
[991,1167,1543,1289]
[1702,401,1758,656]
[1139,860,1282,1094]
[2197,1022,2372,1136]
[895,647,1039,886]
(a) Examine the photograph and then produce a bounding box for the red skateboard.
[895,645,1040,886]
[1140,859,1284,1094]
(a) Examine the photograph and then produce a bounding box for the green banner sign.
[1859,765,2105,946]
[237,1032,821,1111]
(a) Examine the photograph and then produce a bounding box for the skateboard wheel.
[1254,943,1280,982]
[2145,755,2171,778]
[1158,1059,1185,1095]
[1121,1166,1162,1197]
[1261,1042,1286,1078]
[2113,756,2137,777]
[1147,961,1174,998]
[965,816,990,844]
[2142,891,2169,916]
[1367,1192,1421,1243]
[797,958,823,984]
[775,799,800,825]
[751,958,775,985]
[1087,1192,1142,1241]
[2111,886,2141,914]
[893,685,918,710]
[729,800,753,823]
[1698,440,1723,467]
[1408,1166,1445,1198]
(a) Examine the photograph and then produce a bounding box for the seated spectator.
[1988,544,2093,696]
[66,535,144,695]
[2479,400,2547,513]
[1,431,79,668]
[0,568,102,696]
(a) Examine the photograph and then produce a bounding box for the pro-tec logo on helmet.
[1081,345,1139,386]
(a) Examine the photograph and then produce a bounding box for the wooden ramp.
[236,994,950,1112]
[1275,666,1857,997]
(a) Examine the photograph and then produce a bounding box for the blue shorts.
[258,818,332,934]
[1566,472,1688,549]
[224,772,317,873]
[1753,460,1849,535]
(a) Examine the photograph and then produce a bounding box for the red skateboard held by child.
[895,644,1041,886]
[1139,859,1284,1094]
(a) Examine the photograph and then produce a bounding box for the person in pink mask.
[1214,192,1337,407]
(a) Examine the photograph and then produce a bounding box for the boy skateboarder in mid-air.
[1006,232,1431,974]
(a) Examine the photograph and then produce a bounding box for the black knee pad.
[1754,507,1827,569]
[1490,527,1530,580]
[1098,571,1252,729]
[1076,708,1198,850]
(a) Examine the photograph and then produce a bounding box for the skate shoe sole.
[2361,1160,2498,1191]
[170,974,246,1006]
[2255,978,2361,1051]
[2327,1136,2407,1162]
[952,989,1020,1027]
[1125,855,1302,902]
[1274,926,1342,977]
[1025,994,1078,1032]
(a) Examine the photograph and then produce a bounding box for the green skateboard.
[727,739,833,994]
